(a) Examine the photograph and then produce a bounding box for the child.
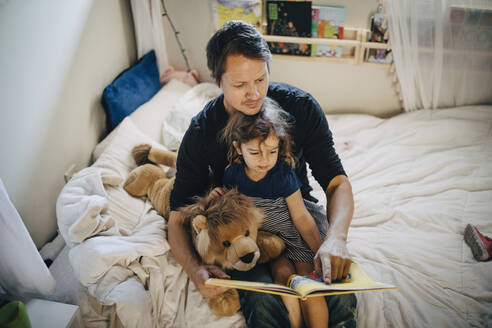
[214,97,329,328]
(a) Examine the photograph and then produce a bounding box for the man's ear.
[192,215,207,234]
[232,141,242,155]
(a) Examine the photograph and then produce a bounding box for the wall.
[0,0,136,248]
[161,0,402,117]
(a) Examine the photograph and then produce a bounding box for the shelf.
[264,35,360,47]
[359,29,392,67]
[263,28,391,66]
[361,42,390,50]
[271,54,357,65]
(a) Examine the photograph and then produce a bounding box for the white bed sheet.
[308,106,492,327]
[57,79,492,328]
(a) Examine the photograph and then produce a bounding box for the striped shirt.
[224,162,328,263]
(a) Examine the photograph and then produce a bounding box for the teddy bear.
[123,144,177,219]
[123,144,286,316]
[160,66,200,87]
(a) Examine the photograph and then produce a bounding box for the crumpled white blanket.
[56,117,245,328]
[161,82,221,151]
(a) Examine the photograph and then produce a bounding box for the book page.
[289,262,397,298]
[206,279,302,297]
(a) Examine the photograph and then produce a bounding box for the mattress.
[56,80,492,328]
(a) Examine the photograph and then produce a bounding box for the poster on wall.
[212,0,263,31]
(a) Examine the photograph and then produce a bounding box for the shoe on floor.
[464,224,492,261]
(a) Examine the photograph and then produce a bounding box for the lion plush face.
[181,189,264,271]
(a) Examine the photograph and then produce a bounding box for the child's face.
[234,134,279,180]
[220,54,269,116]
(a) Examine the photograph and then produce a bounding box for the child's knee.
[272,265,295,285]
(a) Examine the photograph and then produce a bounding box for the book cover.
[206,262,397,300]
[266,1,312,56]
[311,5,346,58]
[212,0,262,30]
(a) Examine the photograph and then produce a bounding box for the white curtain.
[130,0,169,76]
[0,178,56,298]
[387,0,492,111]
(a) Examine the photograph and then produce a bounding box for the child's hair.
[222,97,295,167]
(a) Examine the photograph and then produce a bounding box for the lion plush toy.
[179,188,286,316]
[123,144,285,317]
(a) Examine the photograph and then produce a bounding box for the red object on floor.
[464,224,492,261]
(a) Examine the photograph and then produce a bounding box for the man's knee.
[337,293,357,310]
[326,294,357,327]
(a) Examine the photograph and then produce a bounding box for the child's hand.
[209,187,226,199]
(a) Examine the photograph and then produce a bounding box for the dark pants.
[228,263,357,328]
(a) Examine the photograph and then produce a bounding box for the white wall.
[0,0,136,248]
[161,0,402,117]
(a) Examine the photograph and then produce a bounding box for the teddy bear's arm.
[257,231,285,263]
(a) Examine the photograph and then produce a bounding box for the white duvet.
[318,107,492,328]
[57,92,492,328]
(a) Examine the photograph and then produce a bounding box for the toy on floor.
[464,224,492,261]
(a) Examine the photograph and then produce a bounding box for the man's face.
[220,54,269,115]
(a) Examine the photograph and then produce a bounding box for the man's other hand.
[314,236,351,284]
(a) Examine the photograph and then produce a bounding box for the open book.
[206,262,397,300]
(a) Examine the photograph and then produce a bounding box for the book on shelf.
[212,0,262,30]
[206,261,397,300]
[266,1,312,56]
[311,5,346,58]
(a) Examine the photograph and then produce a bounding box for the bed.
[55,79,492,328]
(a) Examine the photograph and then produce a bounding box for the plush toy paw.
[257,231,285,263]
[131,144,152,166]
[123,164,166,197]
[207,288,240,317]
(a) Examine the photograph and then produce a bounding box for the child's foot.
[464,224,492,261]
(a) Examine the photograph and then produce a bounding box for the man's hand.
[314,236,351,284]
[192,265,232,298]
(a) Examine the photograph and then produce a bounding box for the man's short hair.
[206,20,272,85]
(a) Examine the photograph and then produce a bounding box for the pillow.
[130,79,191,141]
[93,80,191,161]
[102,50,161,130]
[162,82,221,150]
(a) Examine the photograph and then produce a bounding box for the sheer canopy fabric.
[387,0,492,111]
[130,0,169,76]
[0,178,56,297]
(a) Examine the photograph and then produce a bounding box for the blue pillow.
[102,50,161,130]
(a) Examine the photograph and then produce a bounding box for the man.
[168,20,356,327]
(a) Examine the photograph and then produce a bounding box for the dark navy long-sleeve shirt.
[169,82,346,211]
